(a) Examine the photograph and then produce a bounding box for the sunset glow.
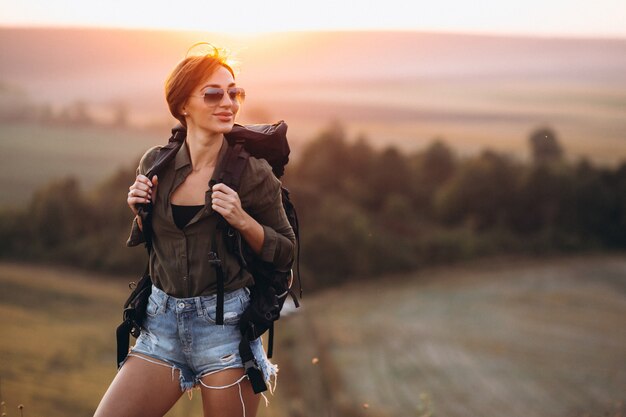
[1,0,625,38]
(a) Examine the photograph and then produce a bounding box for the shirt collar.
[174,136,229,171]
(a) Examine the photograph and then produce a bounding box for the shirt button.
[183,276,187,280]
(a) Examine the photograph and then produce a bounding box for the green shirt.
[126,137,296,298]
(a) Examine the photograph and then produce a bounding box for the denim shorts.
[118,284,278,399]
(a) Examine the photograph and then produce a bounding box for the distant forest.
[1,122,625,291]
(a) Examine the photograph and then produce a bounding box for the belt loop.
[161,290,169,313]
[195,297,203,317]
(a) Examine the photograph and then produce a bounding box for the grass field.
[0,254,625,416]
[276,253,626,417]
[0,123,158,208]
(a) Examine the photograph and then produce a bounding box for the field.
[1,254,625,416]
[0,123,160,208]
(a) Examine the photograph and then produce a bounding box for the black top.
[171,203,204,230]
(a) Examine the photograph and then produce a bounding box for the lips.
[214,112,233,122]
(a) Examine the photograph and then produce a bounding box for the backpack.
[116,121,302,394]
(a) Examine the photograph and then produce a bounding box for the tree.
[28,176,90,247]
[410,139,456,214]
[435,150,520,230]
[529,126,563,165]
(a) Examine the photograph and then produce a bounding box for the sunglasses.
[193,87,246,105]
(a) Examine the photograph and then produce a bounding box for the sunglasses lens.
[202,88,224,104]
[201,88,245,104]
[228,88,245,102]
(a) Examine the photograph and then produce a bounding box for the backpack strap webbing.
[216,139,249,192]
[207,140,251,325]
[116,249,151,368]
[138,125,186,251]
[208,218,226,325]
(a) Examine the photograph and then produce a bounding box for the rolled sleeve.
[241,158,296,270]
[260,224,297,268]
[259,225,278,262]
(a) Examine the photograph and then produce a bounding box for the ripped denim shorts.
[118,284,278,403]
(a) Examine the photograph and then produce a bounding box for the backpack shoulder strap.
[207,139,250,326]
[138,124,186,251]
[212,138,250,191]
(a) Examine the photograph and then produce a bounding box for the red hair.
[165,43,235,127]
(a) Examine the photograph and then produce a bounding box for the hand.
[128,175,158,230]
[211,183,248,230]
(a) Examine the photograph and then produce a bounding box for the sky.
[0,0,625,38]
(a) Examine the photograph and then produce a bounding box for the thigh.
[200,368,261,417]
[94,354,183,417]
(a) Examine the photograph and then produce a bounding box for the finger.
[211,203,228,217]
[212,206,235,221]
[131,182,152,193]
[211,200,235,217]
[211,197,229,209]
[212,188,240,202]
[137,174,153,187]
[129,188,151,199]
[211,183,234,194]
[211,190,232,201]
[212,194,240,209]
[151,175,159,199]
[129,196,151,205]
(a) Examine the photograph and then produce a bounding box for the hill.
[1,28,625,164]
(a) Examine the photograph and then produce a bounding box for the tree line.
[0,122,624,291]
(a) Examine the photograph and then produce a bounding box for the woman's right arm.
[127,173,157,230]
[126,146,161,247]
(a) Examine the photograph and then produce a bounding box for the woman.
[94,44,296,417]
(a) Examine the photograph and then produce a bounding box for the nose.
[219,91,235,107]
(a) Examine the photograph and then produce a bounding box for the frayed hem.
[261,360,279,398]
[123,352,195,395]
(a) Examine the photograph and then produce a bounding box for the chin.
[200,121,235,134]
[216,123,235,133]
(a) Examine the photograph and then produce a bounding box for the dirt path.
[271,253,626,417]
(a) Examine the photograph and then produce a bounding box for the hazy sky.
[1,0,625,38]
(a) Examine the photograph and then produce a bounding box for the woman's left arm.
[210,167,295,269]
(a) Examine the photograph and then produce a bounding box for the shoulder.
[242,155,281,189]
[137,145,162,175]
[239,155,281,207]
[246,155,274,178]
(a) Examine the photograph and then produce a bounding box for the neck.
[185,125,224,171]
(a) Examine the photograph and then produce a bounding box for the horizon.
[1,25,625,168]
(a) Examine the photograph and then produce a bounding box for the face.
[181,65,242,134]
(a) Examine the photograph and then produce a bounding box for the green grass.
[0,123,158,208]
[1,254,625,416]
